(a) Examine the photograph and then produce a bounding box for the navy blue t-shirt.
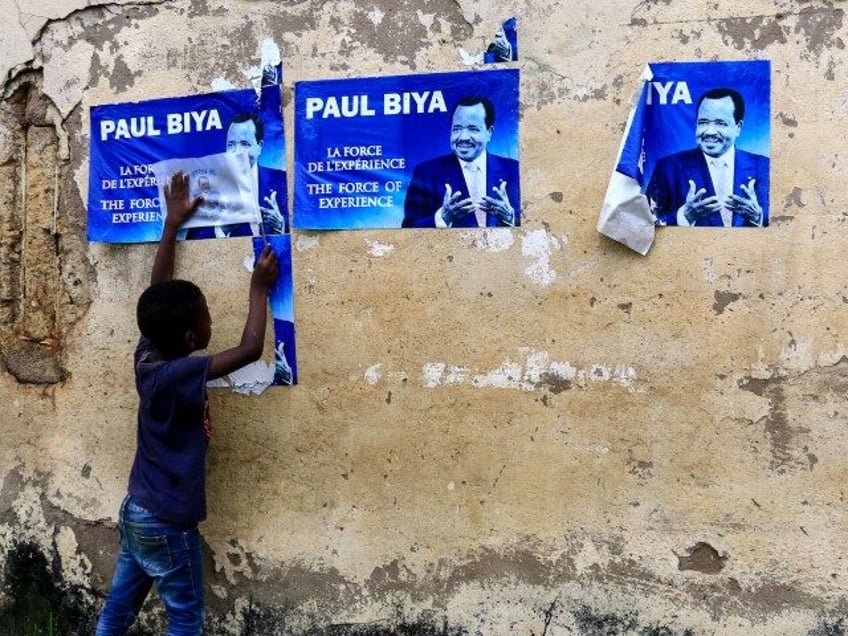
[128,336,212,523]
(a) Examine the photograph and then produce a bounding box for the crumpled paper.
[597,65,656,255]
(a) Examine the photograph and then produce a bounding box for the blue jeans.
[95,495,204,636]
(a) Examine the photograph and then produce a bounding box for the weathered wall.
[1,0,847,633]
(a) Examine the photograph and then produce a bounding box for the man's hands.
[260,189,286,234]
[481,180,515,226]
[440,181,515,226]
[163,172,203,230]
[251,244,279,291]
[680,179,723,225]
[440,183,477,225]
[727,178,763,226]
[679,178,763,226]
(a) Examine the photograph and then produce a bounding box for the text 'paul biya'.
[304,91,447,119]
[99,110,223,141]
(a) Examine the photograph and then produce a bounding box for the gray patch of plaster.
[108,54,137,92]
[713,290,742,315]
[784,187,805,209]
[715,14,788,51]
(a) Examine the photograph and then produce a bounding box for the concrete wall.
[1,1,847,633]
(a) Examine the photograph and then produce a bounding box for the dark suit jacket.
[186,166,288,239]
[402,153,520,228]
[646,147,769,226]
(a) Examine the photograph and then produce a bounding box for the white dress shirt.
[436,152,488,227]
[677,148,735,227]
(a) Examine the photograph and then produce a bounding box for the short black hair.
[229,112,264,143]
[137,279,205,358]
[697,88,745,123]
[452,96,496,129]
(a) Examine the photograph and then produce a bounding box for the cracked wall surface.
[2,0,848,633]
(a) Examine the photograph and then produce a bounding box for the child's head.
[137,279,211,358]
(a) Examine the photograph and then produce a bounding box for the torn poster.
[88,82,288,243]
[599,60,771,253]
[459,17,517,66]
[294,68,520,229]
[89,64,297,388]
[484,17,517,63]
[254,234,298,386]
[254,63,297,387]
[151,152,261,229]
[205,234,297,392]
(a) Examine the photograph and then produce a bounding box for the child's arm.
[208,245,278,380]
[151,172,202,286]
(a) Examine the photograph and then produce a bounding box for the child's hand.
[251,245,279,290]
[163,172,203,229]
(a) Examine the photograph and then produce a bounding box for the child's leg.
[98,496,204,635]
[154,527,205,636]
[95,498,154,635]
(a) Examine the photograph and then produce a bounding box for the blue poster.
[89,75,297,386]
[294,68,520,229]
[484,17,517,63]
[626,60,771,228]
[88,85,288,243]
[253,234,297,386]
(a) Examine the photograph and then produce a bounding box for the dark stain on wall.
[715,14,788,50]
[738,376,799,473]
[808,619,847,635]
[572,605,639,634]
[739,357,848,473]
[630,0,674,27]
[570,605,698,635]
[784,186,806,210]
[714,7,844,70]
[626,452,653,480]
[676,541,727,574]
[778,112,799,127]
[794,7,845,58]
[713,290,742,315]
[0,491,843,636]
[262,0,473,72]
[0,541,98,635]
[187,0,229,18]
[108,54,137,92]
[536,371,573,394]
[301,621,465,635]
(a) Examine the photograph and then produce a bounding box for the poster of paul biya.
[294,68,520,230]
[88,86,288,243]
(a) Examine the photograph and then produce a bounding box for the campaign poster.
[637,60,771,228]
[88,84,288,243]
[294,68,520,230]
[89,71,297,387]
[253,234,297,386]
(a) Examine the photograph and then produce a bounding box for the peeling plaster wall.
[2,0,848,634]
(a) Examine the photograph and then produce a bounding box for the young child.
[95,172,278,635]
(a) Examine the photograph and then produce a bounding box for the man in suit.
[646,88,769,227]
[402,95,520,228]
[187,112,288,239]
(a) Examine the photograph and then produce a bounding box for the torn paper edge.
[597,65,656,256]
